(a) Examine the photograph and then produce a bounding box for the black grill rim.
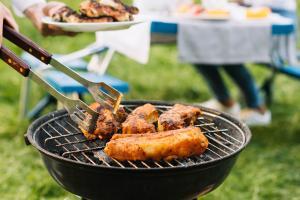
[26,100,252,172]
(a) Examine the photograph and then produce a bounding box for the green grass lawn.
[0,0,300,199]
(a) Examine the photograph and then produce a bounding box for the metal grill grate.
[40,105,245,169]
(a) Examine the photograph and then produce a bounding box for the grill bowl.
[26,101,251,200]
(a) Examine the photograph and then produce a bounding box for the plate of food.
[246,7,271,20]
[195,9,231,21]
[175,3,205,16]
[175,5,230,21]
[42,0,143,32]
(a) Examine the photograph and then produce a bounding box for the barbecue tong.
[0,25,123,132]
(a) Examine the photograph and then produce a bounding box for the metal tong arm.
[3,25,92,87]
[0,46,72,104]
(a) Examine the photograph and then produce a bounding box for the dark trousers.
[194,64,262,108]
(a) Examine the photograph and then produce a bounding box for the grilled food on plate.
[80,0,139,21]
[79,103,128,140]
[246,7,271,19]
[104,127,209,161]
[122,104,158,134]
[52,6,114,23]
[52,0,139,23]
[158,104,202,131]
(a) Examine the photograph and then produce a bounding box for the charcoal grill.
[26,101,251,200]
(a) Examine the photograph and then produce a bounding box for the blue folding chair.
[20,44,129,119]
[260,9,299,105]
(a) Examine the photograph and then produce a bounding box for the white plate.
[42,17,144,32]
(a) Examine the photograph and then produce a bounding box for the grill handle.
[3,25,52,64]
[0,46,30,77]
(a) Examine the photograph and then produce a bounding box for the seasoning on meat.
[158,104,202,131]
[52,0,139,23]
[79,102,128,140]
[122,104,159,134]
[104,127,209,161]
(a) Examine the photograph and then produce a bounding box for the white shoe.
[200,99,241,117]
[240,109,271,126]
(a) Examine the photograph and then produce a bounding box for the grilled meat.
[51,6,76,22]
[98,0,139,14]
[131,103,159,123]
[52,6,114,23]
[79,0,139,21]
[158,104,202,131]
[80,103,128,140]
[122,104,158,134]
[80,103,201,140]
[52,0,138,23]
[122,116,156,135]
[76,16,114,23]
[104,127,209,161]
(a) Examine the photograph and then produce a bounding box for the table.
[145,11,297,65]
[146,10,298,105]
[150,17,295,36]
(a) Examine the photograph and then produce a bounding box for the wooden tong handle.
[3,25,52,64]
[0,46,30,77]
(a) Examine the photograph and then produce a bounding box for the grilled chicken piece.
[80,103,128,140]
[52,6,114,23]
[79,0,139,21]
[76,16,114,23]
[104,127,209,161]
[122,104,158,134]
[158,104,202,131]
[96,0,139,14]
[51,6,77,22]
[131,103,159,123]
[122,116,156,135]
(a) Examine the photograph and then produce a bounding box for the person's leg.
[194,64,234,107]
[222,64,265,111]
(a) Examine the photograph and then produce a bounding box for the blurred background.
[0,0,300,199]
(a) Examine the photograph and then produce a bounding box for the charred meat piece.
[158,113,185,131]
[158,104,202,131]
[97,0,139,14]
[79,0,139,21]
[52,6,114,23]
[89,102,128,123]
[76,16,114,23]
[122,116,156,135]
[79,0,130,21]
[79,103,128,140]
[104,127,209,161]
[131,103,159,123]
[122,104,158,134]
[51,6,78,22]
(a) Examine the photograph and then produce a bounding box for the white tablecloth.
[178,13,296,65]
[178,20,272,64]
